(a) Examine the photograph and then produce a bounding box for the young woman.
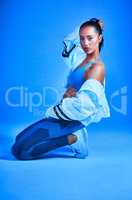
[11,18,110,160]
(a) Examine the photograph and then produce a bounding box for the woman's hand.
[63,86,77,98]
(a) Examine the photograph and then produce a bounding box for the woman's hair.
[79,18,104,52]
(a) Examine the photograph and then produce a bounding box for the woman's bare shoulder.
[84,60,105,83]
[93,59,105,67]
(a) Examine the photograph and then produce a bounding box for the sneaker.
[69,128,89,159]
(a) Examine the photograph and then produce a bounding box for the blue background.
[0,1,132,200]
[1,0,131,132]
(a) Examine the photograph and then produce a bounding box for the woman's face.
[79,26,102,54]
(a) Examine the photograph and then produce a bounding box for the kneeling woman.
[11,18,110,160]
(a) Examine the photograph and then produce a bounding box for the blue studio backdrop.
[1,0,132,134]
[1,1,132,200]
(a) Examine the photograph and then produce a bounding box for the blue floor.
[0,125,132,200]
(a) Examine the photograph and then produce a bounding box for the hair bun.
[97,19,104,31]
[89,18,104,31]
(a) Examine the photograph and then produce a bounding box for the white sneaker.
[69,128,89,159]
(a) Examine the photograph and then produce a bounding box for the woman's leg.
[11,117,83,160]
[16,134,77,160]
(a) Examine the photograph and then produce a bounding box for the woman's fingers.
[66,91,76,97]
[67,87,76,93]
[63,87,77,98]
[67,87,76,94]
